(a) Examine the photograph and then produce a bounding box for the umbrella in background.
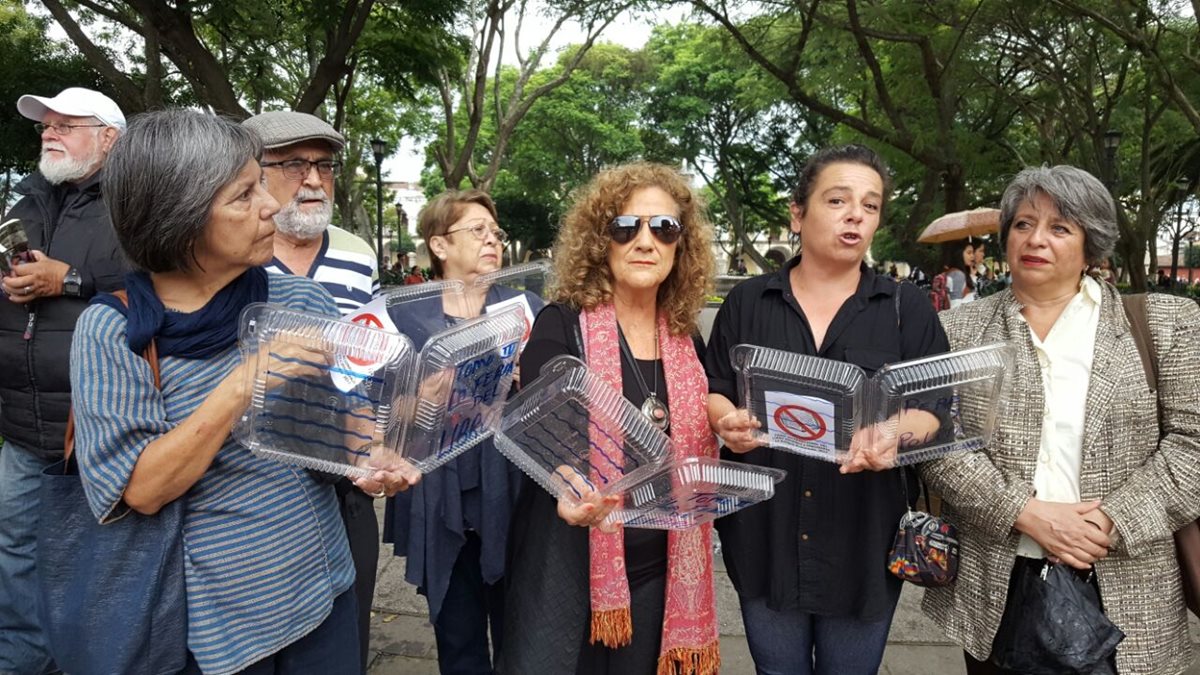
[917,208,1001,244]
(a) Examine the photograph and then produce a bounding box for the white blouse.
[1016,275,1103,559]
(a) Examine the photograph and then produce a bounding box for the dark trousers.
[181,588,360,674]
[576,570,667,675]
[338,485,380,672]
[433,531,505,675]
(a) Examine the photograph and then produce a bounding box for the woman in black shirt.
[501,162,720,675]
[705,145,949,674]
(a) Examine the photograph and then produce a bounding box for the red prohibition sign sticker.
[346,313,384,366]
[773,404,827,441]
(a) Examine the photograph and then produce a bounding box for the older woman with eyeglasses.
[383,189,542,675]
[500,162,719,675]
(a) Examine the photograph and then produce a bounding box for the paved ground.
[364,501,1200,674]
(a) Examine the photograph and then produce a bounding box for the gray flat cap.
[242,111,345,151]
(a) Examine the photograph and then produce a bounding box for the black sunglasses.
[607,215,683,245]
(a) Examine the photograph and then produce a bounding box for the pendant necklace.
[618,324,670,433]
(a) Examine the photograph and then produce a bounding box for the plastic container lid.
[494,355,672,501]
[730,342,1015,467]
[474,260,552,299]
[476,261,551,351]
[732,344,865,462]
[387,303,527,472]
[605,457,787,530]
[869,342,1015,466]
[235,302,415,479]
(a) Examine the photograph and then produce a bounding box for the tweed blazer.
[920,283,1200,674]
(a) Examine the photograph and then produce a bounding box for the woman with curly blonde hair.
[500,162,719,675]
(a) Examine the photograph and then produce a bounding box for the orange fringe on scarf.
[657,642,721,675]
[589,608,633,648]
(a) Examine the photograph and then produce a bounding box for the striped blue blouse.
[70,273,355,675]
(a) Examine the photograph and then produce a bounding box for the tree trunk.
[719,169,773,271]
[1118,207,1147,291]
[941,163,967,213]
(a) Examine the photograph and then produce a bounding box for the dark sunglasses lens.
[650,216,683,243]
[608,216,639,244]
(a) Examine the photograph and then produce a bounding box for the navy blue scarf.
[92,267,269,359]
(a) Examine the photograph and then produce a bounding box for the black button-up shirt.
[705,256,949,619]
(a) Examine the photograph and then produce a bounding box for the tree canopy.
[19,0,1200,288]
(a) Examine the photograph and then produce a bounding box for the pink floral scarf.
[580,303,720,674]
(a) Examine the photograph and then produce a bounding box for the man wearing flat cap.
[0,86,127,674]
[243,110,380,669]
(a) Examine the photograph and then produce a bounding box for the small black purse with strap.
[884,282,961,586]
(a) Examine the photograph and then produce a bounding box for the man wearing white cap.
[242,110,380,671]
[0,87,126,674]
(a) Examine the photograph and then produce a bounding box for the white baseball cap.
[17,87,126,129]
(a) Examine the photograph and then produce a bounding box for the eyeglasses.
[34,122,106,135]
[607,215,683,245]
[260,159,342,181]
[443,219,509,244]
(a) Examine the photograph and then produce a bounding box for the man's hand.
[1015,499,1111,569]
[2,250,70,303]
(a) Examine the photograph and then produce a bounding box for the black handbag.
[990,560,1124,675]
[36,292,188,675]
[887,470,960,587]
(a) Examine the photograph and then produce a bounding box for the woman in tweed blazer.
[921,165,1200,674]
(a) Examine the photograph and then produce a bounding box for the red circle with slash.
[773,404,827,441]
[346,313,383,366]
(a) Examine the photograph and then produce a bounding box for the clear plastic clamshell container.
[386,303,527,472]
[476,261,551,351]
[475,260,552,299]
[494,355,672,502]
[605,457,787,530]
[732,344,866,462]
[868,342,1015,466]
[235,303,415,478]
[375,279,467,349]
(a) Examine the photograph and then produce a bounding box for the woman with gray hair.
[69,109,416,673]
[921,165,1200,673]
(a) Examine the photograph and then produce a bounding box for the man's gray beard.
[39,150,98,185]
[274,195,332,240]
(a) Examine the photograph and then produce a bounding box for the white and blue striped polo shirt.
[70,273,355,675]
[265,225,379,315]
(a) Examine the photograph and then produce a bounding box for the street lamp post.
[1103,130,1122,190]
[370,138,387,271]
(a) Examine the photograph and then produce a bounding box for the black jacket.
[0,170,127,459]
